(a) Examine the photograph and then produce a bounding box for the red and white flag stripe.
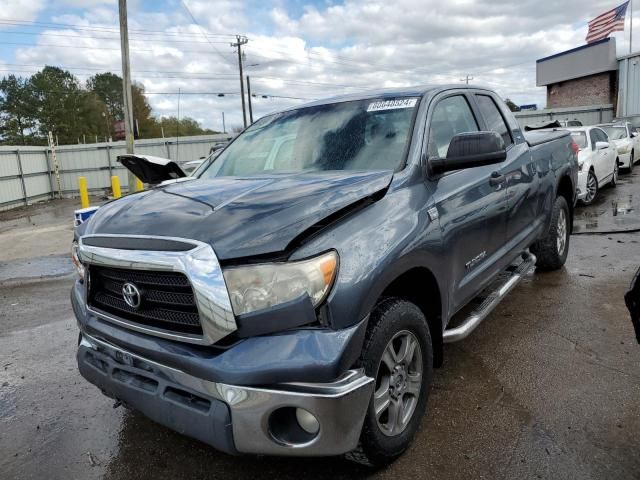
[586,1,629,43]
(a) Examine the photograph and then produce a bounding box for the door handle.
[489,171,505,187]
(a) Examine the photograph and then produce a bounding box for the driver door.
[426,92,508,315]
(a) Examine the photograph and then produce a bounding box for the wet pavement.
[1,182,639,479]
[574,168,640,234]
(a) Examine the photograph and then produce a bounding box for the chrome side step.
[443,251,537,343]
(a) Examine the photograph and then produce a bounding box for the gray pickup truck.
[71,85,578,466]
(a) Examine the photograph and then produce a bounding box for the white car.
[598,122,639,171]
[568,127,619,205]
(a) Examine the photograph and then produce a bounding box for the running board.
[443,251,537,343]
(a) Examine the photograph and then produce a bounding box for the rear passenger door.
[426,92,508,314]
[472,93,539,253]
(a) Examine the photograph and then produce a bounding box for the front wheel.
[531,195,570,271]
[346,298,433,467]
[582,169,598,205]
[630,151,635,172]
[611,159,619,188]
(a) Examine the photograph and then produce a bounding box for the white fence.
[0,134,232,211]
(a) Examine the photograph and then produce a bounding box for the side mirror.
[595,141,609,150]
[429,131,507,175]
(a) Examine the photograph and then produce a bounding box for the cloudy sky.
[0,0,635,131]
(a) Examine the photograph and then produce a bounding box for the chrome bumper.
[78,332,374,456]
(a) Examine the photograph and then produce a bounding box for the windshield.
[571,132,587,149]
[199,97,419,178]
[602,126,627,140]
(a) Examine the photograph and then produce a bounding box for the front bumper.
[77,331,374,456]
[619,152,632,168]
[576,170,588,200]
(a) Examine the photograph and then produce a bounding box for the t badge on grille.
[122,282,142,309]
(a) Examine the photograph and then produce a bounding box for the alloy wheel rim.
[585,172,596,203]
[557,208,567,255]
[374,330,423,437]
[614,163,618,183]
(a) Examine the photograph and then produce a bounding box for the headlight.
[618,144,629,154]
[71,241,85,280]
[223,251,338,316]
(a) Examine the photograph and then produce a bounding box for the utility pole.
[231,35,248,128]
[118,0,136,193]
[460,74,473,84]
[222,112,226,133]
[246,75,254,124]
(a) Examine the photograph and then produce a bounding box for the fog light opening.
[268,407,320,446]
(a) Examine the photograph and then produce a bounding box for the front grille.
[88,266,202,335]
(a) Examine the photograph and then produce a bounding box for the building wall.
[546,72,616,109]
[617,54,640,116]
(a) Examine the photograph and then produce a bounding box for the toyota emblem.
[122,282,142,309]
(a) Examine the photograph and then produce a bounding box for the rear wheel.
[582,169,598,205]
[531,195,570,271]
[346,298,433,467]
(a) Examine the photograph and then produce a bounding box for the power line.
[0,40,237,55]
[0,30,232,44]
[0,19,239,38]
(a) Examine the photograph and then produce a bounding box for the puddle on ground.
[611,196,635,216]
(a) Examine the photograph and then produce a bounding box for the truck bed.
[524,129,570,148]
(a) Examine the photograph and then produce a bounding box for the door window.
[427,95,479,158]
[589,130,599,150]
[475,95,513,147]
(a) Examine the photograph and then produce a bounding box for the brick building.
[536,38,618,111]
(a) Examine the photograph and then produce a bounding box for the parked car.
[613,115,640,129]
[625,266,640,344]
[567,126,619,205]
[598,122,639,171]
[71,85,577,466]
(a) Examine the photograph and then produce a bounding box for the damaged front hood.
[85,170,393,260]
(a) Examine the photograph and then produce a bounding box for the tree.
[30,66,83,143]
[504,98,520,112]
[0,75,35,145]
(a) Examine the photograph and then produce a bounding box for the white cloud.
[6,0,634,131]
[0,0,46,27]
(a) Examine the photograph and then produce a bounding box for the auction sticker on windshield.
[367,98,418,112]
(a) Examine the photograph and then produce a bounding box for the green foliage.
[0,66,217,145]
[504,98,520,112]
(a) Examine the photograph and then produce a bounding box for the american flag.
[586,1,629,43]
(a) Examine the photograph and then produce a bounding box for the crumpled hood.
[85,170,393,260]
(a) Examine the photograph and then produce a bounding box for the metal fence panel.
[514,104,614,127]
[23,175,50,199]
[0,152,20,177]
[0,134,233,211]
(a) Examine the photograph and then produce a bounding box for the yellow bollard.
[135,177,144,192]
[111,175,122,199]
[78,176,89,208]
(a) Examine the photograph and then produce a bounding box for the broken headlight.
[71,241,85,281]
[223,251,338,316]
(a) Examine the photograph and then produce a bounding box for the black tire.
[581,169,598,205]
[531,195,570,271]
[345,298,433,467]
[611,159,619,188]
[630,151,635,172]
